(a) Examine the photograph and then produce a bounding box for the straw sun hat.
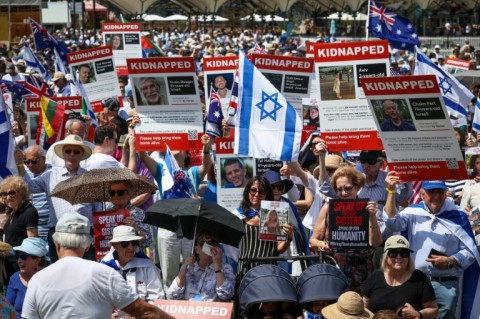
[322,291,374,319]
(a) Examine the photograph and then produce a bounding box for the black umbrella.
[144,198,245,247]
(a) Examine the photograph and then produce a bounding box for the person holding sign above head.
[382,179,480,319]
[379,100,416,132]
[167,230,235,302]
[310,166,382,292]
[101,225,165,304]
[361,234,438,318]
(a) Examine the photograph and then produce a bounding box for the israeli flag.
[234,51,302,161]
[23,42,49,81]
[0,94,18,181]
[414,48,473,122]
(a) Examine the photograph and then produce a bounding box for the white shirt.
[84,153,124,170]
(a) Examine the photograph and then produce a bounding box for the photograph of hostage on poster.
[220,156,253,189]
[303,98,320,130]
[259,200,289,241]
[133,76,169,106]
[105,33,124,50]
[318,66,355,100]
[328,198,369,251]
[371,99,417,132]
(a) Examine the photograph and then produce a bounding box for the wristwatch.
[447,257,453,269]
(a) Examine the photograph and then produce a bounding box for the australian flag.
[0,80,31,101]
[30,18,70,68]
[204,85,223,137]
[24,74,53,97]
[369,0,421,51]
[163,145,194,199]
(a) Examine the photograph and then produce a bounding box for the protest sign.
[302,97,319,131]
[251,53,314,116]
[102,23,142,75]
[328,199,369,251]
[361,74,468,181]
[67,46,121,111]
[312,40,389,151]
[93,209,130,260]
[445,58,470,71]
[153,300,233,318]
[25,96,82,146]
[203,56,238,115]
[259,200,289,241]
[127,57,203,151]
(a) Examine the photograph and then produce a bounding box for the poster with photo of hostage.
[127,57,203,151]
[302,97,319,131]
[25,96,83,146]
[67,46,121,111]
[464,147,480,176]
[362,74,468,182]
[102,23,142,75]
[259,200,289,241]
[312,40,389,152]
[251,53,313,117]
[202,56,238,115]
[215,144,283,211]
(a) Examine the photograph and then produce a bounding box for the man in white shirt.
[2,63,25,81]
[84,125,124,170]
[22,213,173,319]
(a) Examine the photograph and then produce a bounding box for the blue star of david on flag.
[256,91,283,121]
[438,77,453,95]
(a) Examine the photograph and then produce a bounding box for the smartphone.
[428,248,447,258]
[202,242,213,256]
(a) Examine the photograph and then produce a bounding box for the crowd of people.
[0,14,480,319]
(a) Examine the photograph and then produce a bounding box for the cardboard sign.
[153,300,233,318]
[259,200,289,241]
[328,199,369,251]
[102,22,142,75]
[93,209,130,260]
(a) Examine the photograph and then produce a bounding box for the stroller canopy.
[239,264,297,314]
[296,263,349,305]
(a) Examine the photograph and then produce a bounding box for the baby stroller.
[239,264,297,318]
[296,264,349,317]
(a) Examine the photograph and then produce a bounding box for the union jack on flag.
[252,43,267,55]
[0,80,31,101]
[368,0,421,51]
[226,70,239,127]
[24,74,53,97]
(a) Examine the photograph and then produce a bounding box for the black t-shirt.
[361,269,436,313]
[4,201,39,247]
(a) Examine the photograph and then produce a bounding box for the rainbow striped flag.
[40,96,65,139]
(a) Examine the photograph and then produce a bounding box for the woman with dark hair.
[445,127,468,204]
[460,154,480,210]
[232,176,294,282]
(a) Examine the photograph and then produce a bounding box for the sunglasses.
[272,184,285,192]
[0,191,16,198]
[16,253,36,260]
[108,189,127,197]
[249,187,266,196]
[199,240,219,246]
[387,249,410,258]
[23,158,39,165]
[336,185,354,193]
[119,240,140,248]
[64,149,82,155]
[310,142,321,148]
[360,159,381,165]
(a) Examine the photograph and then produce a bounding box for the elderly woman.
[101,225,164,302]
[233,175,294,283]
[168,230,235,301]
[6,237,48,319]
[309,166,382,292]
[106,180,152,248]
[0,176,38,281]
[362,235,438,319]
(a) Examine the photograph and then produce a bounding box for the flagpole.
[365,0,371,41]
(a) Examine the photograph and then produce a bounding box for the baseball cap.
[422,180,448,190]
[359,150,382,161]
[14,237,49,258]
[384,235,413,252]
[434,44,441,49]
[55,213,91,234]
[101,97,120,112]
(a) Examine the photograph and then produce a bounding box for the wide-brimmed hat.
[325,154,343,170]
[53,135,92,161]
[52,72,65,82]
[263,170,294,194]
[322,291,373,319]
[14,237,49,258]
[384,235,413,252]
[109,225,143,244]
[56,212,91,234]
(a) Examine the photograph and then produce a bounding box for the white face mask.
[202,242,213,256]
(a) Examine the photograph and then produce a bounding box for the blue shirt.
[6,272,26,319]
[380,118,416,131]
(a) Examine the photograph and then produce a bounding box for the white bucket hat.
[109,226,143,244]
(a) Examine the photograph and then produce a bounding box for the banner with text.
[93,209,130,261]
[153,300,233,319]
[67,46,121,112]
[102,23,142,75]
[127,57,203,151]
[361,74,468,181]
[312,40,389,151]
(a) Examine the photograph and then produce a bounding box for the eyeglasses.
[23,158,39,165]
[272,183,285,192]
[360,159,381,165]
[16,253,35,260]
[108,189,127,197]
[64,149,82,155]
[335,185,354,193]
[249,187,266,196]
[387,249,410,258]
[119,240,139,248]
[0,191,16,198]
[199,240,219,246]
